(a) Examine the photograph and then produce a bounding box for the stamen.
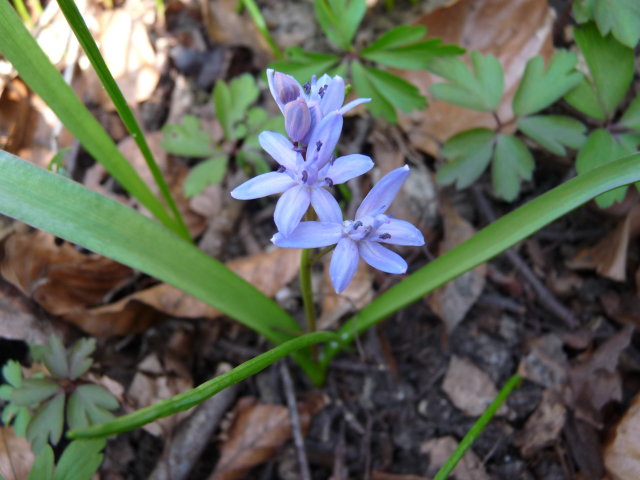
[316,140,323,151]
[325,177,333,187]
[303,82,311,95]
[318,84,328,98]
[277,166,286,173]
[353,221,363,230]
[379,233,391,240]
[301,170,308,183]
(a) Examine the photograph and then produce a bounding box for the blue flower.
[272,166,425,293]
[267,69,370,145]
[230,112,374,236]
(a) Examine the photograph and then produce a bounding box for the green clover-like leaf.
[517,115,586,155]
[492,134,534,202]
[437,128,496,189]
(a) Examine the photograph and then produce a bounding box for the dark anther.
[316,140,323,151]
[379,233,391,240]
[325,177,333,187]
[277,165,286,173]
[303,82,311,95]
[318,84,328,98]
[301,170,308,183]
[364,226,372,235]
[353,221,363,230]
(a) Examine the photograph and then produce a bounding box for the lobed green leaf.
[360,66,427,113]
[350,60,397,122]
[314,0,365,50]
[271,48,342,84]
[183,156,229,197]
[491,134,534,202]
[53,439,105,480]
[593,0,640,48]
[161,116,216,158]
[517,115,586,155]
[10,378,60,407]
[619,96,640,131]
[67,338,96,380]
[437,128,496,189]
[27,446,55,480]
[27,393,65,452]
[2,360,22,388]
[42,336,69,379]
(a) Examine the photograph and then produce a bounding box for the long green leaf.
[321,154,640,368]
[56,0,190,240]
[0,1,175,232]
[0,151,319,378]
[68,331,339,438]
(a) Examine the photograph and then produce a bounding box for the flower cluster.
[231,69,424,293]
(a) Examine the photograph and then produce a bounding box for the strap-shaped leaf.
[517,115,586,155]
[0,0,177,233]
[513,51,583,117]
[429,52,504,112]
[491,134,534,202]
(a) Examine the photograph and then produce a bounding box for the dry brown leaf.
[86,2,160,109]
[210,394,326,480]
[0,427,34,480]
[421,436,490,480]
[516,389,566,456]
[518,334,569,389]
[399,0,554,155]
[427,201,486,333]
[441,356,508,417]
[568,205,640,281]
[371,472,430,480]
[1,230,132,317]
[604,393,640,480]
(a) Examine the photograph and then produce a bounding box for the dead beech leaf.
[1,230,132,317]
[516,389,566,456]
[427,201,486,333]
[0,427,34,480]
[399,0,554,155]
[604,393,640,480]
[441,356,508,417]
[568,205,640,281]
[210,395,326,480]
[421,436,490,480]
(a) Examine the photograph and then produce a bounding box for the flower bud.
[274,72,300,105]
[284,98,311,143]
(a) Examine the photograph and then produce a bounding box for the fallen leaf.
[371,472,430,480]
[518,334,569,389]
[516,389,566,456]
[210,394,326,480]
[427,201,486,333]
[441,356,508,417]
[568,205,640,281]
[421,436,490,480]
[399,0,554,155]
[1,230,132,317]
[0,427,34,480]
[604,393,640,480]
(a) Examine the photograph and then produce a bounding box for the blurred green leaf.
[619,96,640,131]
[513,51,583,116]
[67,338,95,380]
[230,74,260,117]
[573,0,594,23]
[27,445,54,480]
[314,0,365,50]
[2,360,22,387]
[27,393,65,452]
[565,23,634,120]
[10,378,60,406]
[67,385,117,430]
[54,439,105,480]
[429,52,504,112]
[237,149,271,175]
[213,79,233,140]
[271,47,342,84]
[43,336,68,378]
[161,116,216,158]
[517,115,586,155]
[184,156,229,198]
[593,0,640,48]
[350,60,397,122]
[576,129,632,207]
[437,129,496,189]
[492,134,534,202]
[215,74,261,140]
[2,402,30,437]
[361,65,426,113]
[360,25,463,70]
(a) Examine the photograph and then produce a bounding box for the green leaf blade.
[491,134,534,202]
[517,115,586,155]
[437,128,496,189]
[593,0,640,48]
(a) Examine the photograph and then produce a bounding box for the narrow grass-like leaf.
[56,0,189,240]
[0,150,321,380]
[321,154,640,368]
[68,331,339,438]
[239,0,283,59]
[0,1,176,232]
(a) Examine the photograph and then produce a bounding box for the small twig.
[279,361,312,480]
[471,186,578,328]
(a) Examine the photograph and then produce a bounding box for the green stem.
[239,0,283,60]
[68,331,338,438]
[434,374,522,480]
[12,0,32,26]
[56,0,191,241]
[300,248,316,333]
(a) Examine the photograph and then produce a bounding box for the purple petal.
[230,172,295,200]
[267,69,301,112]
[310,188,343,224]
[274,185,311,236]
[359,241,407,274]
[284,99,311,143]
[320,76,345,115]
[259,132,298,170]
[325,154,374,185]
[338,97,371,115]
[375,219,425,246]
[330,237,360,293]
[356,165,410,219]
[306,112,343,170]
[271,222,342,248]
